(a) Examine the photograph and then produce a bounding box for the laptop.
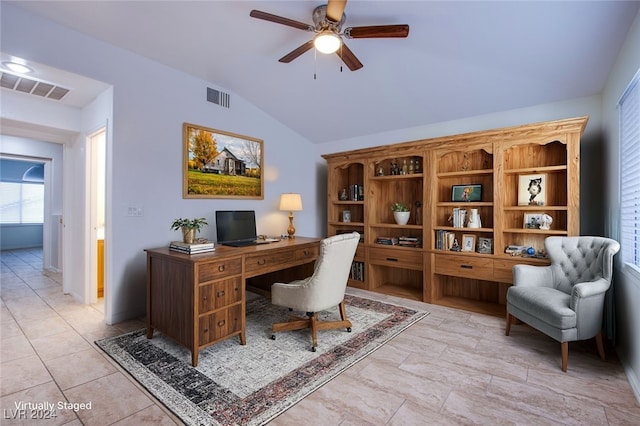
[215,210,262,247]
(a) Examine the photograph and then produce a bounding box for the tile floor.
[1,248,639,425]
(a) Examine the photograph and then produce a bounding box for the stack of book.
[375,236,399,245]
[451,208,467,228]
[398,236,422,248]
[435,230,456,250]
[169,240,215,254]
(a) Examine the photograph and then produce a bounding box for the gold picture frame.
[462,234,476,252]
[183,123,264,199]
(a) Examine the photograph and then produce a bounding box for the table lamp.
[279,193,303,239]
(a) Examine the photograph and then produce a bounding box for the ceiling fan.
[249,0,409,71]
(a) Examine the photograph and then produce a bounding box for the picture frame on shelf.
[462,234,476,252]
[478,237,493,254]
[451,184,482,202]
[523,212,544,229]
[518,173,546,206]
[342,210,351,223]
[183,123,264,199]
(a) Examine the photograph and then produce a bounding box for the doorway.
[88,128,106,303]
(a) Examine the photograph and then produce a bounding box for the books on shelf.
[350,261,365,281]
[398,236,422,248]
[169,240,215,254]
[375,236,399,245]
[435,230,456,250]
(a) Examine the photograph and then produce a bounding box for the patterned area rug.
[96,294,428,425]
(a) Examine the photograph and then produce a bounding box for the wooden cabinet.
[323,117,586,316]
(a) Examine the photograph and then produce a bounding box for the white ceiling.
[6,1,640,144]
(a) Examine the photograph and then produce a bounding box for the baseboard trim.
[617,349,640,405]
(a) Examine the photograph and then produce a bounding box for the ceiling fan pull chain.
[314,48,317,80]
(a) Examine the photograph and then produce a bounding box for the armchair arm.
[571,278,610,311]
[571,278,610,339]
[513,264,554,288]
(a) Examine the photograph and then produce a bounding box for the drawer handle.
[303,250,309,256]
[257,259,266,265]
[386,257,398,262]
[217,320,226,327]
[202,296,208,300]
[218,265,225,272]
[217,290,225,298]
[203,328,209,333]
[461,264,473,269]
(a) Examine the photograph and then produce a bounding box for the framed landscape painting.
[183,123,264,199]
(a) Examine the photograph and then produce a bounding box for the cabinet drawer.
[493,259,518,284]
[245,250,295,275]
[369,247,423,270]
[199,278,242,313]
[198,305,242,346]
[295,245,318,261]
[198,258,242,283]
[434,254,493,280]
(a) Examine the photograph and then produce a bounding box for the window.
[0,182,44,224]
[619,69,640,269]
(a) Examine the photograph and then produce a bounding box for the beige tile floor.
[1,248,639,425]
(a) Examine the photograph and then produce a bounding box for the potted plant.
[171,217,208,244]
[391,202,411,225]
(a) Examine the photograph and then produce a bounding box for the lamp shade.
[279,193,303,211]
[313,31,341,54]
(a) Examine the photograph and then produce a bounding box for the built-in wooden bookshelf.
[322,116,587,316]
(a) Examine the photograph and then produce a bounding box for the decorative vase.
[467,209,482,228]
[182,227,196,244]
[393,211,410,225]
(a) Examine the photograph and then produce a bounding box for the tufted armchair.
[270,232,360,352]
[505,236,620,371]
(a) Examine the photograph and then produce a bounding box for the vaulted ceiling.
[6,1,640,143]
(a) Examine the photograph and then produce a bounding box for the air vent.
[0,71,70,101]
[207,87,230,108]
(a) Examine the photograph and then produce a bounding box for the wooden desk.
[146,237,320,366]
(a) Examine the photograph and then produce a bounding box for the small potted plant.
[170,217,208,244]
[391,202,411,225]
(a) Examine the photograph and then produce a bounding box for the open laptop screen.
[215,210,257,246]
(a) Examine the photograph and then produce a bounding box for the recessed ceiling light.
[3,61,33,74]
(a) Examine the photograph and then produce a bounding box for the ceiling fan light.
[314,31,341,54]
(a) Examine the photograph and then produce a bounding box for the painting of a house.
[183,123,263,199]
[203,148,246,176]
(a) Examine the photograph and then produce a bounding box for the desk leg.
[240,330,246,345]
[146,327,154,339]
[192,350,199,367]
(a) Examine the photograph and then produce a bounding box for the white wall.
[1,3,319,323]
[602,9,640,401]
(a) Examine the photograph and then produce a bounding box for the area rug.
[96,294,428,425]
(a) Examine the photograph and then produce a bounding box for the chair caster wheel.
[347,327,352,332]
[311,346,316,352]
[270,334,276,340]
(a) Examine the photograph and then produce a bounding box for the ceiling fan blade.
[344,24,410,39]
[249,10,313,31]
[336,43,363,71]
[279,40,315,63]
[326,0,347,23]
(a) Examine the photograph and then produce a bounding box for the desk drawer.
[244,250,295,275]
[434,254,493,280]
[198,305,242,346]
[369,247,423,270]
[295,245,318,261]
[199,277,242,313]
[198,258,242,283]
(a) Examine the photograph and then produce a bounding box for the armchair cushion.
[507,286,575,330]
